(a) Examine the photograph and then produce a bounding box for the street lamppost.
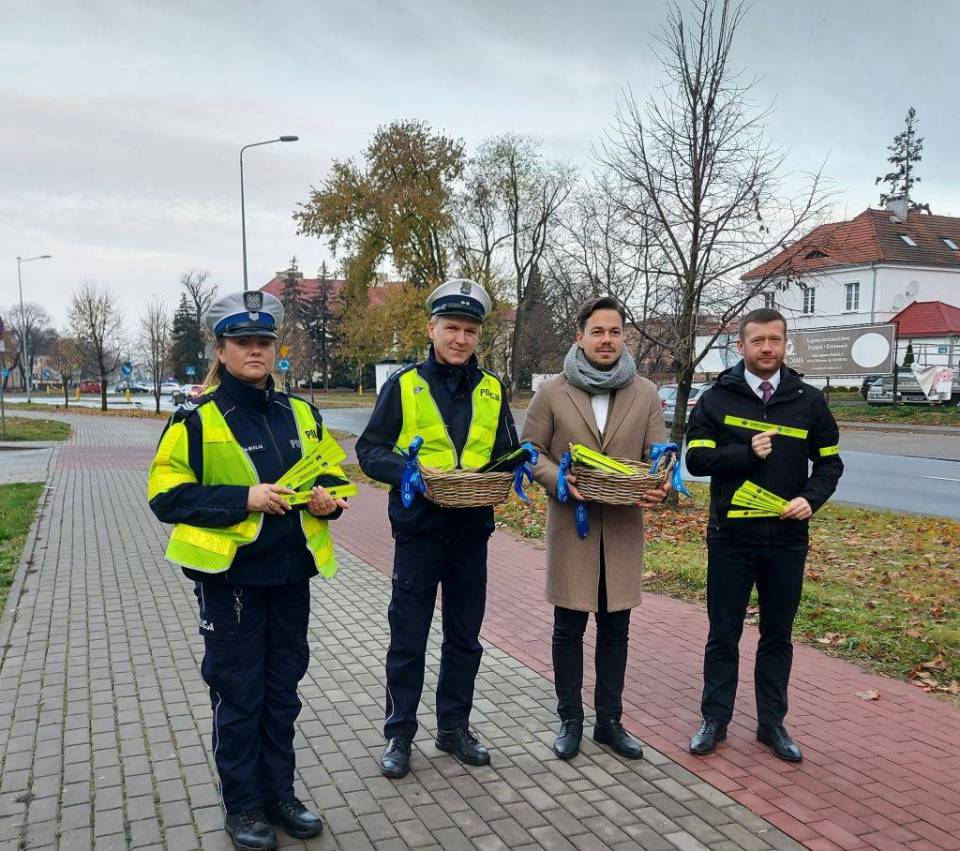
[16,254,52,403]
[240,135,299,291]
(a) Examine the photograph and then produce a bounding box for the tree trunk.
[99,367,108,411]
[63,381,69,408]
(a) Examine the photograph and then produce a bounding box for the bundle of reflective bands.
[569,444,637,475]
[277,437,358,507]
[728,481,788,518]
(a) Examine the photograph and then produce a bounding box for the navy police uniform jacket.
[685,361,843,545]
[355,348,519,538]
[149,369,346,585]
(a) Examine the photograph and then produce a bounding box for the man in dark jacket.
[684,308,843,762]
[356,278,518,781]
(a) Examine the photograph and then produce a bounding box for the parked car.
[859,375,882,400]
[79,380,102,394]
[172,384,204,406]
[867,369,959,406]
[661,382,711,427]
[159,380,181,396]
[113,381,150,394]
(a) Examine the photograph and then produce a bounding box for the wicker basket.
[421,468,515,508]
[571,456,673,505]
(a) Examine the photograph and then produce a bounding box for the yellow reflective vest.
[395,367,502,470]
[147,394,342,578]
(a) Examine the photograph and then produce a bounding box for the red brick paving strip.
[335,481,960,850]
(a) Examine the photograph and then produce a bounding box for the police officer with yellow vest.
[356,278,518,779]
[148,291,350,851]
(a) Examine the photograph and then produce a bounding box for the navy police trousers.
[384,532,488,741]
[194,579,310,813]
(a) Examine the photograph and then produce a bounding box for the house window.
[802,286,816,315]
[943,237,959,250]
[844,282,860,312]
[898,234,917,246]
[763,292,776,310]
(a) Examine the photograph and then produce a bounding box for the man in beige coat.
[521,296,669,761]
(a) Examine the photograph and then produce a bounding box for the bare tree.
[69,282,125,411]
[180,270,217,374]
[47,333,85,407]
[139,296,171,414]
[596,0,832,440]
[6,301,53,393]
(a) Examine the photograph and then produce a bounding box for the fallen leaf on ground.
[856,689,880,701]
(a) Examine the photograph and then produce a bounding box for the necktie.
[759,380,773,403]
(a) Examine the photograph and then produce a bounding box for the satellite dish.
[892,294,906,310]
[906,280,920,296]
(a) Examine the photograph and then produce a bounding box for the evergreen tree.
[169,294,203,382]
[875,107,930,213]
[301,262,341,394]
[902,341,915,368]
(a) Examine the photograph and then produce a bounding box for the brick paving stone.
[0,413,927,851]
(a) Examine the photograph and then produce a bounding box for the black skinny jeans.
[552,550,631,724]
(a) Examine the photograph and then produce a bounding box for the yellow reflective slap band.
[723,415,808,439]
[686,439,716,450]
[819,445,840,457]
[727,509,781,518]
[281,483,359,506]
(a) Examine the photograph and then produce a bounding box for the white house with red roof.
[742,202,960,368]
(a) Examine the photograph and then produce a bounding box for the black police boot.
[435,727,491,766]
[379,737,413,779]
[757,724,803,762]
[224,809,277,851]
[553,719,583,760]
[264,797,323,840]
[690,720,727,755]
[593,718,643,760]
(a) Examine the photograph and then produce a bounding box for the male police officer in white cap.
[356,278,519,780]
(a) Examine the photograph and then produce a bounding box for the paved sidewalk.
[0,414,802,850]
[1,413,959,850]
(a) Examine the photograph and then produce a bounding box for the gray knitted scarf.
[563,343,636,395]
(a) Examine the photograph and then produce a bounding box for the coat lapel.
[563,384,601,447]
[601,379,639,450]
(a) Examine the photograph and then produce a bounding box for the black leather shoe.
[224,810,277,851]
[435,727,491,766]
[593,719,643,760]
[380,737,413,778]
[689,720,727,755]
[553,719,583,760]
[264,797,323,840]
[757,724,803,762]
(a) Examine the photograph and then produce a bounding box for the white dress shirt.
[744,368,781,400]
[591,392,611,435]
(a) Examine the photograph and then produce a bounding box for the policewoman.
[684,307,843,763]
[148,291,350,851]
[356,279,518,780]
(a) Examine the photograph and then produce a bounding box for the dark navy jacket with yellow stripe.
[684,361,843,544]
[149,370,347,585]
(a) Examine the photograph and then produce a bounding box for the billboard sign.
[785,324,896,377]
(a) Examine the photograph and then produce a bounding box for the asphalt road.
[317,406,960,520]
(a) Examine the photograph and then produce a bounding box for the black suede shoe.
[757,724,803,762]
[380,737,413,778]
[435,727,491,766]
[593,719,643,760]
[224,810,277,851]
[264,797,323,840]
[553,719,583,760]
[689,720,727,755]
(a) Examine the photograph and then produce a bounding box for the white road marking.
[921,475,960,482]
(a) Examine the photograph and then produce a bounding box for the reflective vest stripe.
[723,415,808,439]
[396,369,502,470]
[818,444,840,457]
[686,439,716,450]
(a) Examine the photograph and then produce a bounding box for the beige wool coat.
[520,373,667,613]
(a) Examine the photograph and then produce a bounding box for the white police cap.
[425,278,491,323]
[205,290,284,339]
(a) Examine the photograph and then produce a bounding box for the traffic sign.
[185,365,196,377]
[278,358,290,372]
[121,362,132,376]
[1,368,9,379]
[42,368,52,379]
[279,344,290,357]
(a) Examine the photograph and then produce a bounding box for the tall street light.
[16,254,52,403]
[240,135,299,291]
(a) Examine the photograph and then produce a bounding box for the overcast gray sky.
[2,0,957,327]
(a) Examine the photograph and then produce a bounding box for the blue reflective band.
[511,442,539,503]
[399,436,426,508]
[649,442,690,498]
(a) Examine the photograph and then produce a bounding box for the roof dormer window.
[898,234,917,246]
[943,237,959,250]
[805,249,827,259]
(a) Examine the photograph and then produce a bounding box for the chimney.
[886,196,908,224]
